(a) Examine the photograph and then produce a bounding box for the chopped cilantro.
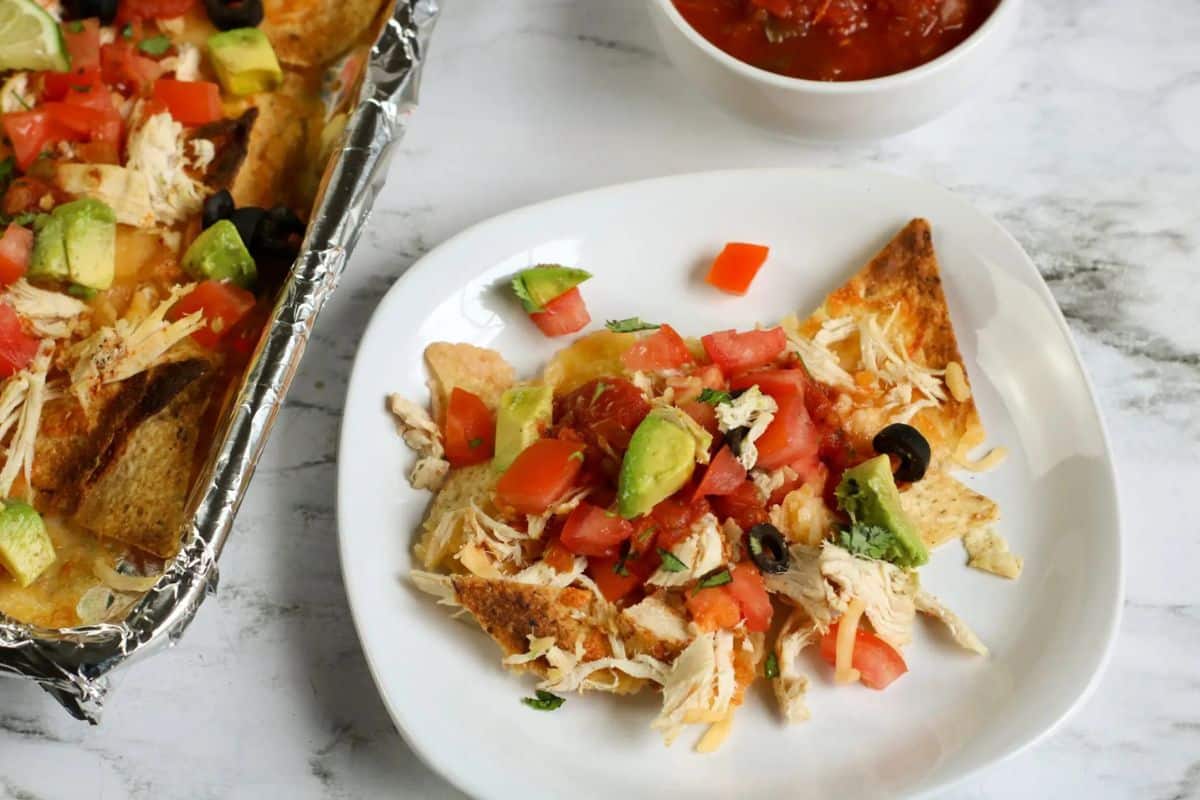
[67,20,83,33]
[137,35,172,56]
[121,23,134,40]
[657,548,686,573]
[696,568,732,590]
[67,285,98,300]
[605,317,660,333]
[764,651,779,679]
[836,522,906,564]
[0,158,14,195]
[613,541,631,577]
[568,450,585,462]
[590,380,608,404]
[635,524,657,546]
[698,388,733,406]
[8,89,32,110]
[467,437,483,449]
[521,689,565,711]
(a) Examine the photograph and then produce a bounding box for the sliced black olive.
[724,426,749,458]
[201,189,235,230]
[255,205,304,257]
[62,0,117,24]
[746,523,789,574]
[872,423,931,483]
[203,0,264,30]
[229,206,266,250]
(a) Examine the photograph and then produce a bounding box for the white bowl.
[647,0,1023,140]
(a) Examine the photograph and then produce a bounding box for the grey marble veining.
[1,0,1197,797]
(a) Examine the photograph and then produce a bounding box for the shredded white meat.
[0,341,53,497]
[387,392,450,491]
[915,590,987,655]
[622,594,690,644]
[512,556,587,588]
[781,315,854,388]
[5,280,88,339]
[773,611,819,723]
[503,634,669,694]
[651,630,735,746]
[714,386,776,470]
[125,111,207,225]
[410,570,462,610]
[820,543,918,650]
[646,513,725,587]
[763,544,840,629]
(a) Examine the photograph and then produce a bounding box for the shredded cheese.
[945,361,971,402]
[834,597,865,685]
[695,714,734,754]
[955,444,1009,473]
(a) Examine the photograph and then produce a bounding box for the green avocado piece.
[617,406,708,519]
[493,385,554,472]
[835,455,929,568]
[182,220,257,287]
[0,500,55,588]
[57,198,116,290]
[511,265,592,312]
[208,27,282,96]
[28,212,68,282]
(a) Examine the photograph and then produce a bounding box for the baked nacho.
[0,0,388,626]
[394,219,1018,751]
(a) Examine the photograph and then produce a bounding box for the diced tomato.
[687,586,742,631]
[0,224,33,286]
[710,480,768,530]
[2,177,58,217]
[529,286,590,337]
[100,40,163,93]
[153,79,223,126]
[678,399,719,438]
[0,305,40,378]
[819,622,909,690]
[494,438,584,515]
[730,367,807,400]
[43,101,122,145]
[555,377,650,465]
[651,494,710,549]
[442,387,495,467]
[167,279,256,349]
[692,445,747,501]
[2,111,67,170]
[754,391,819,471]
[588,554,638,602]
[62,19,101,71]
[701,327,787,373]
[705,242,769,295]
[620,324,694,372]
[74,140,120,164]
[41,65,103,101]
[541,539,577,573]
[117,0,195,20]
[560,502,634,558]
[726,562,772,632]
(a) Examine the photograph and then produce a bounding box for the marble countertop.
[3,0,1198,797]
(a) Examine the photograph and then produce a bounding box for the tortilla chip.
[191,108,256,191]
[541,330,635,395]
[424,343,515,422]
[900,469,999,549]
[415,463,495,570]
[71,360,214,558]
[963,528,1023,579]
[795,218,984,460]
[229,87,311,211]
[262,0,385,67]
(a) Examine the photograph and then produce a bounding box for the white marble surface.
[2,0,1198,797]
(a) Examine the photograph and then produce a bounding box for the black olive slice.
[746,523,789,574]
[229,206,266,250]
[63,0,117,24]
[201,189,235,230]
[725,426,749,458]
[203,0,264,30]
[872,423,931,482]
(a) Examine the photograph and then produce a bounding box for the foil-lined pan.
[0,0,441,722]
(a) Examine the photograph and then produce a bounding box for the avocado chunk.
[617,406,710,519]
[57,198,116,290]
[835,454,929,568]
[208,28,282,96]
[0,500,55,588]
[182,219,256,287]
[512,265,592,312]
[28,212,69,282]
[493,385,553,472]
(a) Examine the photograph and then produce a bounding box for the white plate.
[337,169,1122,800]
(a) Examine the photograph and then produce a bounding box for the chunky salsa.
[672,0,1000,82]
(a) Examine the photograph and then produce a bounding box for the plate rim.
[335,167,1125,799]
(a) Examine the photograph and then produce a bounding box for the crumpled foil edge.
[0,0,441,722]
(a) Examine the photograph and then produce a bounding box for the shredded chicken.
[5,280,88,339]
[125,111,207,225]
[820,544,918,650]
[512,556,587,588]
[715,386,776,470]
[773,610,819,723]
[0,341,53,497]
[503,634,669,694]
[781,315,854,388]
[410,570,463,610]
[623,594,691,644]
[651,630,735,746]
[387,392,450,491]
[915,590,987,655]
[762,544,840,629]
[646,513,725,587]
[67,285,203,411]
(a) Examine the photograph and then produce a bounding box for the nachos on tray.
[392,219,1020,751]
[0,0,388,626]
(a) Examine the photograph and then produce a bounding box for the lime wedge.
[0,0,69,72]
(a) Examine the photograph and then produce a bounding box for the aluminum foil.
[0,0,441,722]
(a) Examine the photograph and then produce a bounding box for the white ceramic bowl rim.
[652,0,1019,93]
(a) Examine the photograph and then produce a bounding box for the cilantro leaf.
[696,568,732,590]
[521,689,565,711]
[137,35,173,56]
[836,522,905,564]
[657,548,686,573]
[764,651,779,679]
[613,541,631,577]
[467,437,483,449]
[121,23,134,40]
[605,317,660,333]
[698,388,732,406]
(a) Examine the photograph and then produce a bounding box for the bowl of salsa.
[648,0,1021,139]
